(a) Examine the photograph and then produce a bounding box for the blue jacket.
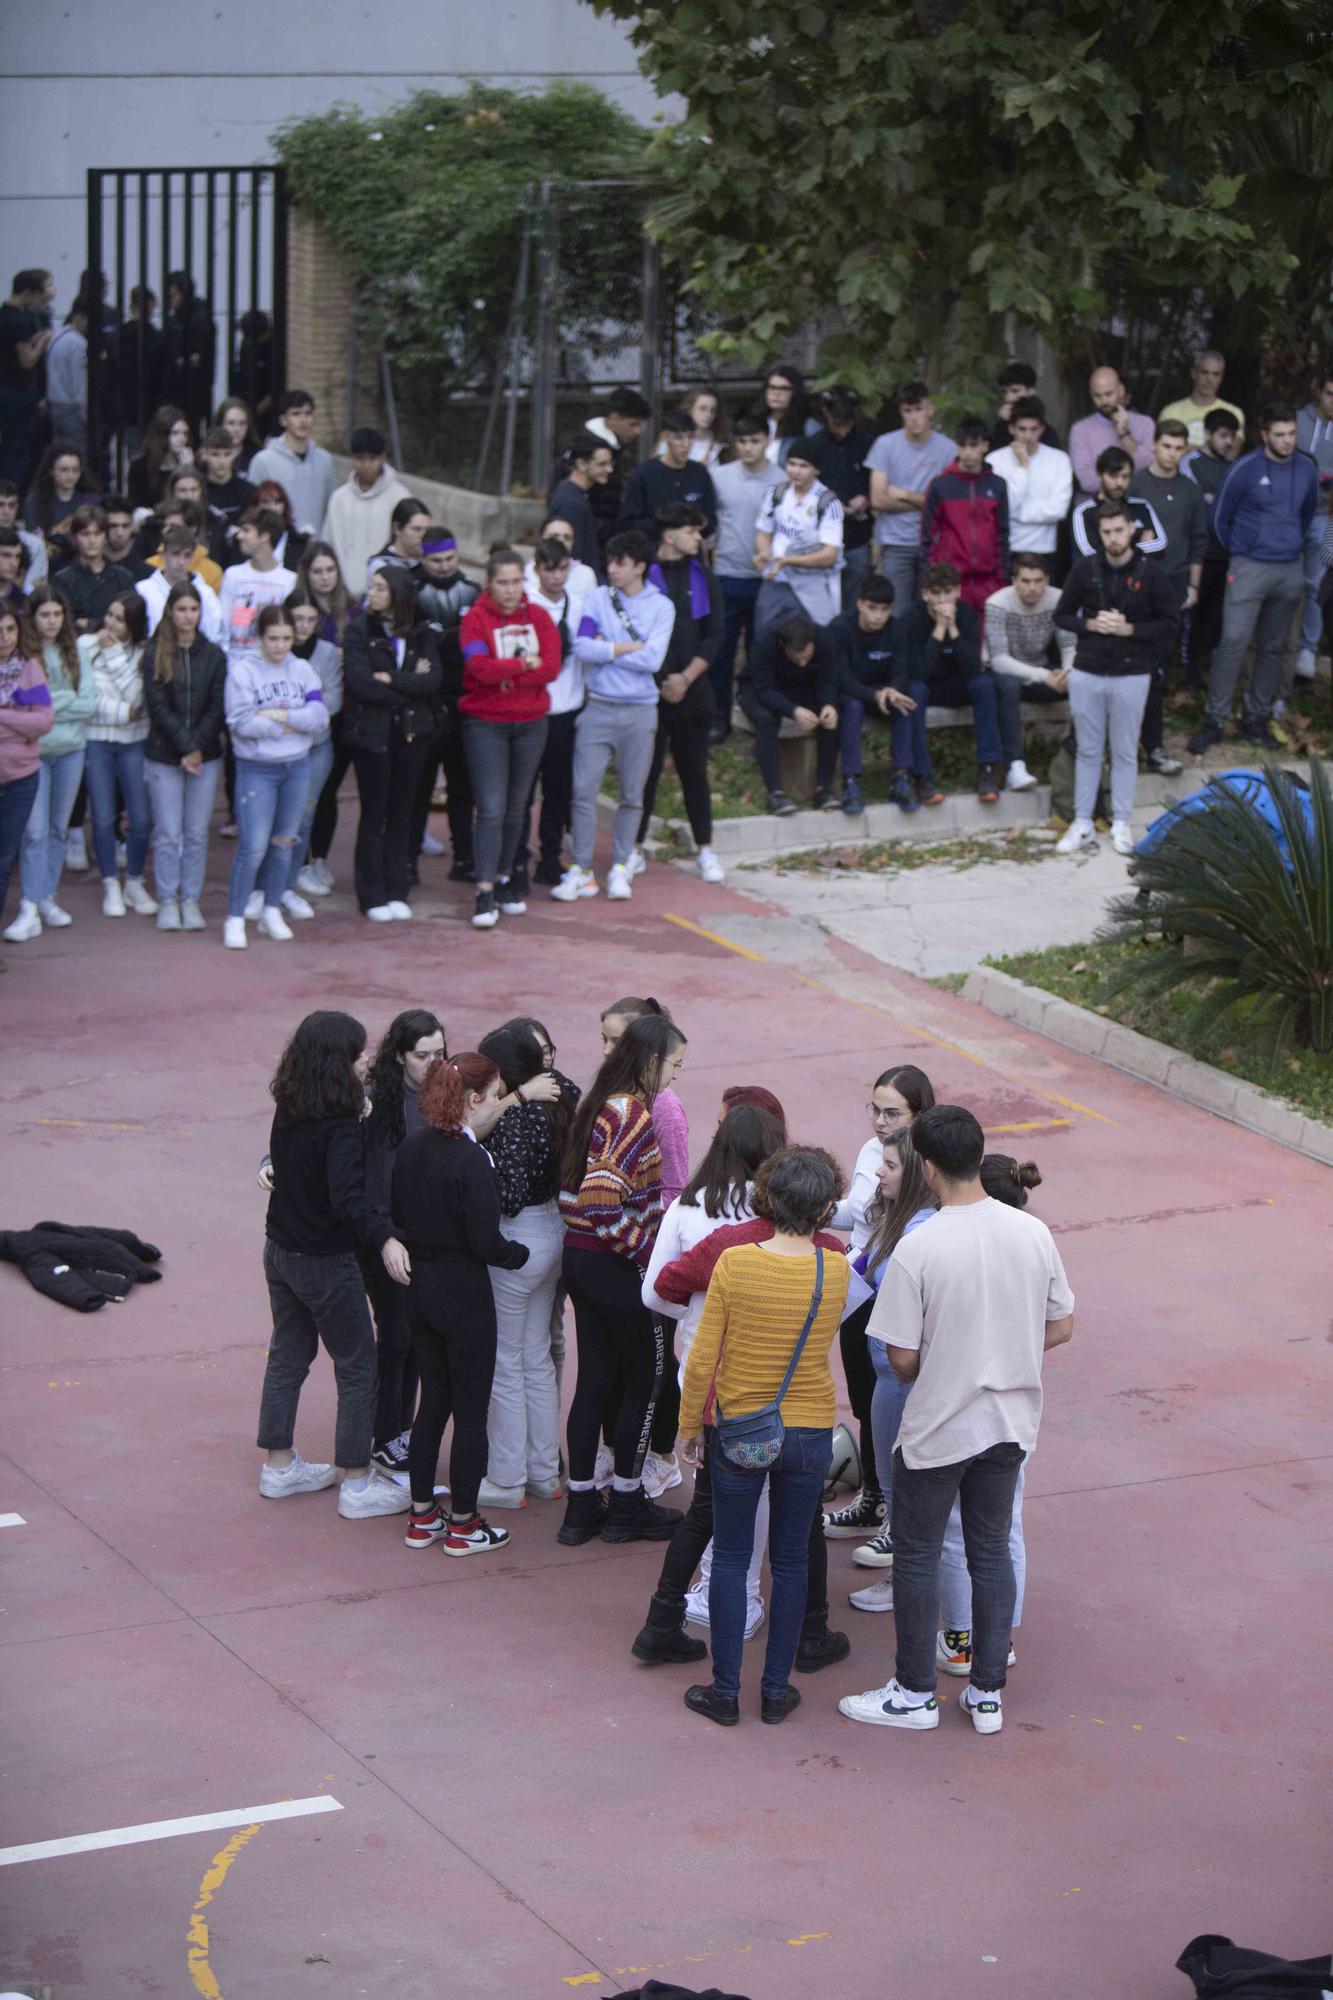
[1213,448,1317,564]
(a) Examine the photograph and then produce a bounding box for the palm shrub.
[1102,758,1333,1055]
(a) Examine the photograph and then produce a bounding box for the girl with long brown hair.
[142,580,227,929]
[6,583,93,940]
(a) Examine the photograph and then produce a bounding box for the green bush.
[1103,759,1333,1054]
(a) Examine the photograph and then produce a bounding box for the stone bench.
[730,699,1071,795]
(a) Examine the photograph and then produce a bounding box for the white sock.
[612,1474,640,1493]
[967,1685,1002,1703]
[567,1478,596,1492]
[893,1681,934,1707]
[343,1473,370,1494]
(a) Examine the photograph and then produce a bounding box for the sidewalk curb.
[961,967,1333,1167]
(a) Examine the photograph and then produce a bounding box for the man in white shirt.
[136,523,225,644]
[987,398,1073,555]
[217,508,296,666]
[841,1105,1074,1737]
[754,440,844,636]
[524,536,593,884]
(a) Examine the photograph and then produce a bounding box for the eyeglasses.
[867,1103,905,1121]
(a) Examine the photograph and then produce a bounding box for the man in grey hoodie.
[248,391,336,537]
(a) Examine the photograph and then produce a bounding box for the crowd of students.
[254,996,1075,1735]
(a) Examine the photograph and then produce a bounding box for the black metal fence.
[86,165,287,481]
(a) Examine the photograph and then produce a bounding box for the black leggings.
[410,706,474,867]
[649,1329,682,1453]
[839,1297,880,1498]
[564,1246,664,1484]
[406,1261,497,1514]
[309,717,353,865]
[361,1252,418,1449]
[651,1445,831,1634]
[637,706,714,847]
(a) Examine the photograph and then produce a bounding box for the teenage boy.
[144,499,223,592]
[320,426,410,597]
[409,527,479,883]
[920,417,1011,611]
[1054,500,1179,854]
[709,410,782,737]
[549,435,613,572]
[739,613,844,817]
[198,426,257,571]
[840,1104,1073,1738]
[891,563,1016,805]
[0,270,54,485]
[631,503,725,883]
[620,410,718,541]
[1071,446,1167,559]
[523,537,593,885]
[51,506,134,632]
[1159,350,1244,448]
[553,530,675,903]
[0,481,46,588]
[983,553,1074,790]
[1131,419,1206,771]
[754,440,844,635]
[807,388,875,608]
[135,523,225,643]
[1188,401,1317,752]
[217,508,297,665]
[0,530,28,613]
[46,297,90,456]
[1181,410,1242,683]
[989,361,1062,453]
[986,397,1072,556]
[829,574,915,816]
[100,494,148,581]
[534,514,598,606]
[366,497,430,584]
[247,390,335,535]
[583,385,651,551]
[866,382,956,605]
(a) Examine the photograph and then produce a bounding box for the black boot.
[684,1683,739,1726]
[795,1626,851,1674]
[556,1488,607,1547]
[601,1486,684,1544]
[632,1593,708,1665]
[761,1684,802,1724]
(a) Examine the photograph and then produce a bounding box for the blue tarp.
[1135,768,1315,864]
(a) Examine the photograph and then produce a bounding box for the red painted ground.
[0,816,1329,2000]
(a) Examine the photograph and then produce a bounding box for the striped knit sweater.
[679,1242,850,1437]
[560,1093,663,1263]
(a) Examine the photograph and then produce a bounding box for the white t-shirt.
[522,561,594,716]
[832,1136,881,1255]
[757,477,843,623]
[217,561,297,668]
[868,1197,1073,1469]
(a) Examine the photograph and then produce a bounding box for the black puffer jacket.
[0,1222,163,1312]
[143,638,228,763]
[340,614,444,752]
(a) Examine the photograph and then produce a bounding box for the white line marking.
[0,1794,343,1867]
[0,1514,26,1528]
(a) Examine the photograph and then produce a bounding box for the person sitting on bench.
[982,551,1075,792]
[888,562,1017,808]
[738,613,844,817]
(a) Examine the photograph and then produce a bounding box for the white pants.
[695,1478,769,1615]
[487,1200,564,1487]
[939,1460,1027,1631]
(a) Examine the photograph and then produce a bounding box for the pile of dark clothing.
[0,1222,163,1311]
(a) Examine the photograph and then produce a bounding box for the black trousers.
[406,1260,497,1514]
[523,707,577,873]
[1188,557,1228,684]
[410,704,473,867]
[650,1447,831,1634]
[309,715,353,864]
[839,1296,880,1497]
[564,1246,664,1484]
[649,1330,682,1453]
[739,689,838,795]
[361,1251,418,1449]
[637,701,714,847]
[351,736,431,911]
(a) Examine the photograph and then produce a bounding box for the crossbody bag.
[711,1247,825,1470]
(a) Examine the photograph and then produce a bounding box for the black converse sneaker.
[822,1490,886,1539]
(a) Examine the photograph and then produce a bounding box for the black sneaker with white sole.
[496,878,528,915]
[823,1490,886,1539]
[372,1433,410,1474]
[471,889,499,929]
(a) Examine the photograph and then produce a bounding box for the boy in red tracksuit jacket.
[920,416,1010,612]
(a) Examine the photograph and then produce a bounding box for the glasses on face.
[867,1102,905,1123]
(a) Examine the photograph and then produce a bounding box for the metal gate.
[86,165,288,479]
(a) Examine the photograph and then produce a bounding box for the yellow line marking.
[985,1119,1073,1135]
[187,1823,260,1999]
[561,1976,605,1988]
[788,1933,832,1946]
[37,1116,147,1132]
[662,911,767,961]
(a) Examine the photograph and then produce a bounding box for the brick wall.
[285,208,380,448]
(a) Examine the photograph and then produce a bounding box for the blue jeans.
[20,748,85,904]
[144,755,222,902]
[228,755,310,916]
[286,731,333,890]
[869,1338,911,1507]
[890,673,1005,777]
[711,574,761,723]
[708,1424,832,1699]
[892,1441,1025,1694]
[0,769,40,913]
[84,738,150,879]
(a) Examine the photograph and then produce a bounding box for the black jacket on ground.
[619,458,718,540]
[828,608,905,704]
[743,626,842,718]
[893,599,984,691]
[50,560,134,631]
[265,1108,392,1258]
[391,1130,529,1269]
[144,637,228,763]
[340,615,444,752]
[1054,550,1179,677]
[0,1222,163,1313]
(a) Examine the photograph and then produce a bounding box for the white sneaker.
[386,900,413,920]
[181,898,206,930]
[101,878,127,917]
[420,831,446,856]
[477,1477,527,1511]
[3,900,41,943]
[155,900,181,931]
[1006,760,1037,791]
[626,848,647,878]
[37,899,72,928]
[124,876,158,915]
[642,1450,682,1498]
[593,1442,615,1490]
[550,864,599,902]
[223,916,247,949]
[295,863,331,898]
[313,858,335,890]
[697,846,726,883]
[961,1686,1004,1735]
[853,1528,894,1569]
[1110,819,1135,856]
[1294,648,1317,681]
[281,890,315,920]
[337,1472,413,1519]
[259,1452,336,1499]
[848,1577,895,1613]
[259,905,294,941]
[365,904,395,922]
[606,862,633,900]
[1054,818,1097,855]
[683,1584,764,1638]
[838,1678,940,1730]
[244,888,264,920]
[64,827,88,871]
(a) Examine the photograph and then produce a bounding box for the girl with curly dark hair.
[256,1010,414,1521]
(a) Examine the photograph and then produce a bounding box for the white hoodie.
[322,465,414,596]
[986,441,1074,553]
[642,1188,757,1380]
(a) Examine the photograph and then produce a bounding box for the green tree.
[586,0,1333,400]
[274,84,649,387]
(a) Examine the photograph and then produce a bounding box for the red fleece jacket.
[654,1219,846,1307]
[459,592,561,722]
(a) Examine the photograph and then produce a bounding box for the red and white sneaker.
[443,1513,510,1558]
[404,1506,448,1550]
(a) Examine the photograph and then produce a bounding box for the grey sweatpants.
[570,698,659,870]
[1068,668,1150,824]
[1205,554,1304,728]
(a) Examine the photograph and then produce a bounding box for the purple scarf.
[648,558,711,623]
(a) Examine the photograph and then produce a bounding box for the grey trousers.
[570,698,659,869]
[879,544,921,608]
[1068,668,1150,824]
[1205,555,1304,728]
